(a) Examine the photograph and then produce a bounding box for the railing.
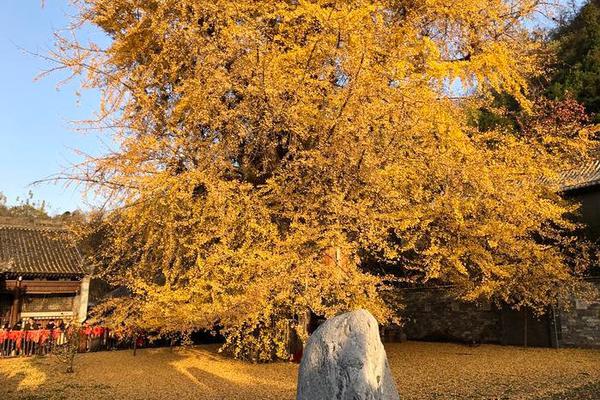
[0,327,120,357]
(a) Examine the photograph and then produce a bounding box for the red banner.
[0,327,107,345]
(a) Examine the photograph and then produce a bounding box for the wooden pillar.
[523,309,528,347]
[551,305,560,349]
[9,278,22,327]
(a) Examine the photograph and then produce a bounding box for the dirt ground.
[1,341,599,399]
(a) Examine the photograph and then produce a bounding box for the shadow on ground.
[1,342,599,400]
[540,381,600,400]
[0,345,296,400]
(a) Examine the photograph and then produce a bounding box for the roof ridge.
[0,224,68,232]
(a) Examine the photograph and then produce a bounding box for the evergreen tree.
[548,0,600,121]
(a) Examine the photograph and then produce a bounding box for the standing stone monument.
[296,309,400,400]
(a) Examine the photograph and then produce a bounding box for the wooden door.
[501,306,554,347]
[0,293,13,326]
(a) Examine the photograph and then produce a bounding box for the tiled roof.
[559,160,600,192]
[0,225,87,276]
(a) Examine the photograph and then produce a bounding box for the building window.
[21,294,75,313]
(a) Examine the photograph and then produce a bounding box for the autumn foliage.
[55,0,597,360]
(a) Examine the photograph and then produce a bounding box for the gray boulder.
[296,309,400,400]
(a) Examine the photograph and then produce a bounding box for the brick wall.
[391,284,600,348]
[398,288,502,343]
[559,280,600,348]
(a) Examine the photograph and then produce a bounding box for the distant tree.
[547,0,600,121]
[49,0,598,361]
[0,191,51,221]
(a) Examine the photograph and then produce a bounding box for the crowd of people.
[2,317,66,331]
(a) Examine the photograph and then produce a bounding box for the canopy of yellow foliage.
[57,0,596,360]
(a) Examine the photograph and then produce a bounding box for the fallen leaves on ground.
[0,342,598,399]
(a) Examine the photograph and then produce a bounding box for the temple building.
[0,222,90,327]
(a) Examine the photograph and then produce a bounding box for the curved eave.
[561,180,600,193]
[2,271,86,280]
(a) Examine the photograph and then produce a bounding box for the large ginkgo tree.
[55,0,597,360]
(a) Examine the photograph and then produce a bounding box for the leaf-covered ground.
[0,342,598,399]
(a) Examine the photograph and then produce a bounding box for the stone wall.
[387,284,600,348]
[398,287,502,344]
[559,280,600,348]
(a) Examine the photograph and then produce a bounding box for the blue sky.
[0,1,106,215]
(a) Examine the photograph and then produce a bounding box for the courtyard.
[1,341,599,400]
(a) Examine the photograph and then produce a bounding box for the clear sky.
[0,1,106,215]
